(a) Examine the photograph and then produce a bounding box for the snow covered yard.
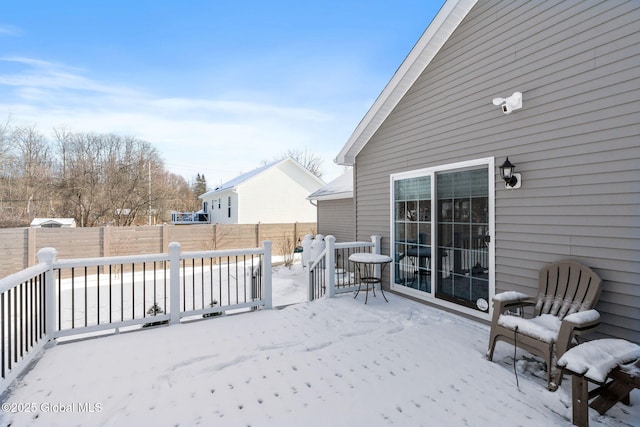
[1,264,638,427]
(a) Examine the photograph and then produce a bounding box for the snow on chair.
[486,260,603,390]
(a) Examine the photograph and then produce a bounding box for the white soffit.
[335,0,478,165]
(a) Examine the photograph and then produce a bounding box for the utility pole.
[148,161,152,225]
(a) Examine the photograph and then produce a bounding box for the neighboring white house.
[30,218,77,228]
[199,157,324,224]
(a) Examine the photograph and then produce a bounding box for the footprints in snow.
[186,309,422,421]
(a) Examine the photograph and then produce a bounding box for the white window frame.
[389,157,495,320]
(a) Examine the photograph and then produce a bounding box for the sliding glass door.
[391,159,493,315]
[435,168,489,311]
[393,176,432,292]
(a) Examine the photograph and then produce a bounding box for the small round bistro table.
[348,253,393,304]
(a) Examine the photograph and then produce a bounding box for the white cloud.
[147,98,335,124]
[0,56,354,183]
[0,57,138,96]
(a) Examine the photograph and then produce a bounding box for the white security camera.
[492,92,522,114]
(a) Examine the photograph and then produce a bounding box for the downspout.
[353,162,358,241]
[308,198,317,235]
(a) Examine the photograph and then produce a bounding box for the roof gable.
[30,218,76,227]
[335,0,477,165]
[199,157,324,199]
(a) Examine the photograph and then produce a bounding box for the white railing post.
[301,234,313,266]
[306,260,314,301]
[310,234,325,266]
[169,242,181,324]
[37,247,57,339]
[371,235,382,255]
[371,235,382,286]
[262,240,273,309]
[325,235,336,298]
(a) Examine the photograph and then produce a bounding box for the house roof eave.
[307,169,353,200]
[335,0,477,166]
[198,186,237,200]
[308,190,354,202]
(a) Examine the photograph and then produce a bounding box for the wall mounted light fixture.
[499,157,521,189]
[492,92,522,114]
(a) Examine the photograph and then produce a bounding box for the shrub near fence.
[0,223,316,277]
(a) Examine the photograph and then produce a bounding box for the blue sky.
[0,0,442,184]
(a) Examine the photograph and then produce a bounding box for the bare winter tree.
[267,148,324,179]
[0,118,17,226]
[0,122,202,227]
[54,131,101,226]
[0,118,10,161]
[11,124,53,217]
[53,130,170,226]
[101,134,160,226]
[156,170,200,218]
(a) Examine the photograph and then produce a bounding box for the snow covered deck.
[2,285,638,427]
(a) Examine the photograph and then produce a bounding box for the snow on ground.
[270,263,308,307]
[1,263,638,427]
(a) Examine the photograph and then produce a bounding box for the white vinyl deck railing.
[306,235,381,301]
[170,211,209,224]
[0,241,272,393]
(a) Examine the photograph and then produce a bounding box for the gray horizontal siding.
[317,198,355,242]
[354,0,640,342]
